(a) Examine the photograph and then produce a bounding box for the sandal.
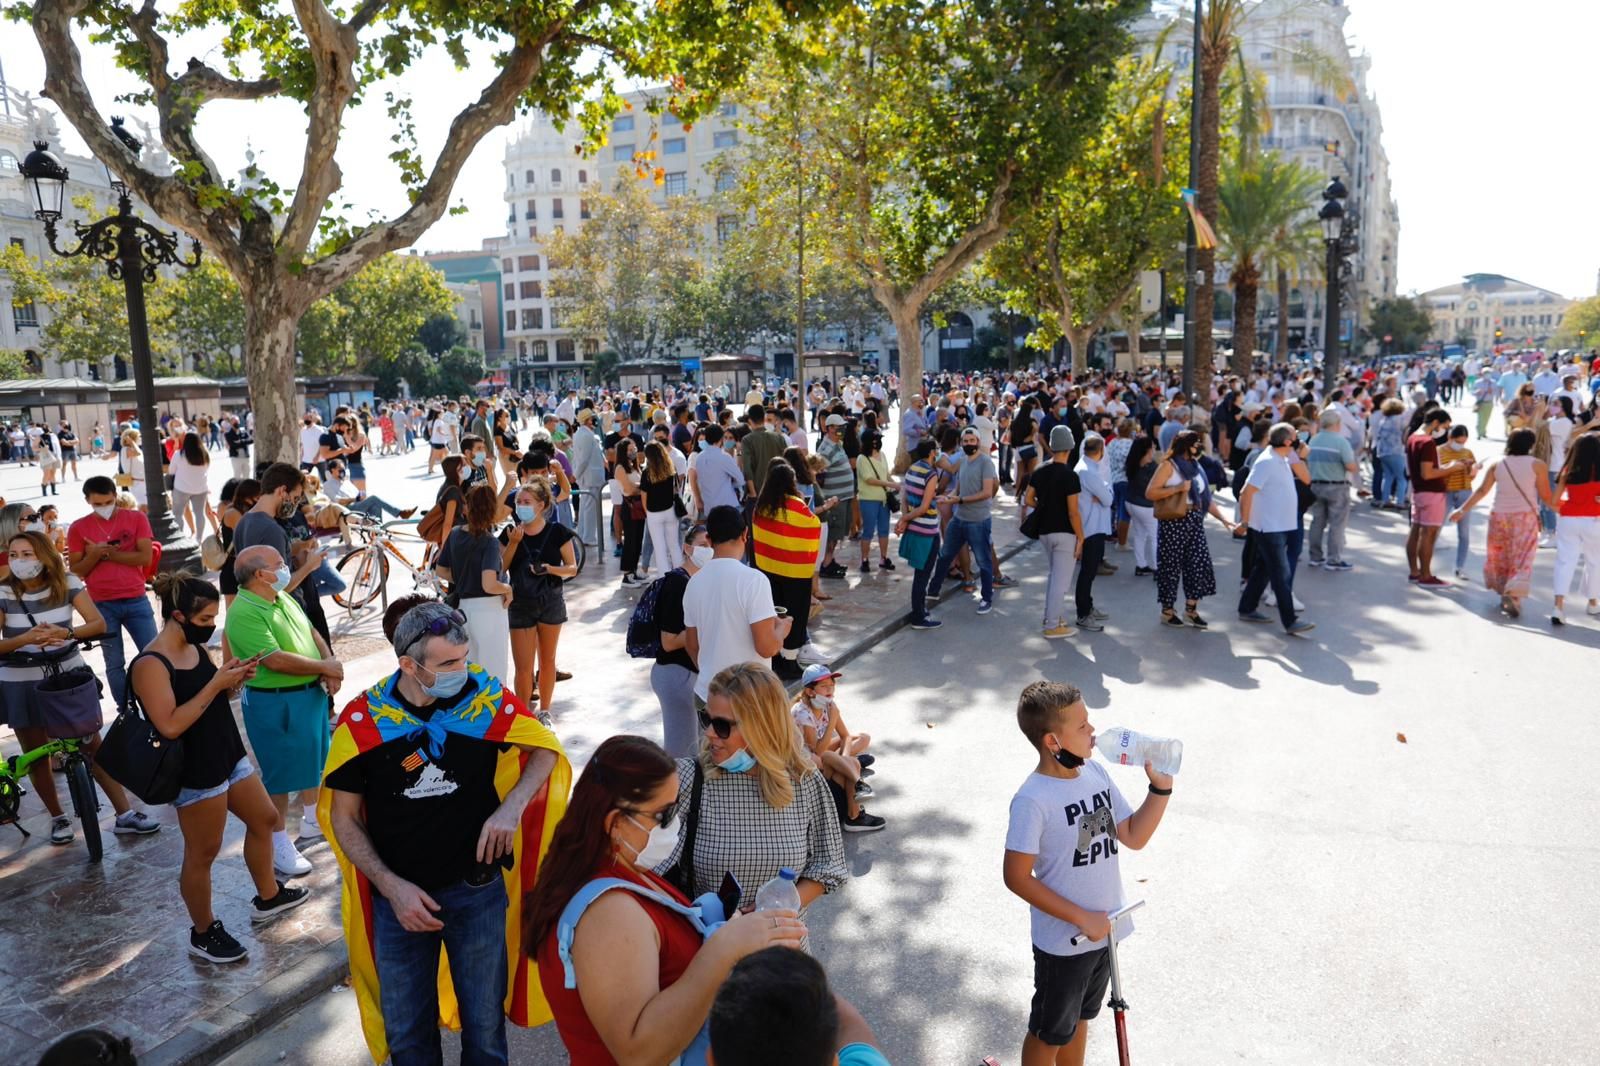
[1161,609,1185,628]
[814,591,833,601]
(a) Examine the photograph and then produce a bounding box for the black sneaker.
[843,810,887,833]
[878,559,896,571]
[252,882,311,924]
[854,779,874,798]
[821,564,849,579]
[189,920,248,964]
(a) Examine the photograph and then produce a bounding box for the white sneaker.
[273,837,313,877]
[1292,593,1305,612]
[1263,589,1276,608]
[297,814,324,841]
[1587,602,1600,617]
[796,643,830,665]
[1538,534,1556,549]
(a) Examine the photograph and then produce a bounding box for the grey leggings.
[650,662,700,758]
[171,489,208,532]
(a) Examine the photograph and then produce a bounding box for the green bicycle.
[0,734,103,862]
[0,640,107,862]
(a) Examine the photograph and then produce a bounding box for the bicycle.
[330,515,443,614]
[0,641,107,862]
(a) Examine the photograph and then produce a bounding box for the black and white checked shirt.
[659,756,848,911]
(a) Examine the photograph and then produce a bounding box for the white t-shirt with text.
[1005,761,1134,956]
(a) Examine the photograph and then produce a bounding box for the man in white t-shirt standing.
[297,412,323,472]
[683,505,791,701]
[1237,423,1314,634]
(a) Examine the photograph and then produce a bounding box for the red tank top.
[1560,480,1600,517]
[537,861,704,1065]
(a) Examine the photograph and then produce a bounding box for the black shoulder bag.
[664,759,704,897]
[97,652,186,804]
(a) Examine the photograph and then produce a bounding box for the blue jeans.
[911,534,940,620]
[372,877,509,1066]
[927,517,994,603]
[1376,454,1409,505]
[1238,530,1298,629]
[96,596,158,707]
[348,495,404,520]
[1446,488,1473,570]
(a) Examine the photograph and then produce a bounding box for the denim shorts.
[347,463,367,480]
[173,756,256,808]
[1111,481,1130,524]
[858,499,890,540]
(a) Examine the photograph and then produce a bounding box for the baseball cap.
[825,414,846,427]
[800,663,841,687]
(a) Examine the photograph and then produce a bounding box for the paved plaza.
[1,409,1596,1065]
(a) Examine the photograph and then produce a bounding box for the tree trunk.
[1194,50,1227,403]
[1275,268,1290,362]
[1066,324,1095,375]
[884,298,923,391]
[243,299,303,465]
[1230,258,1258,378]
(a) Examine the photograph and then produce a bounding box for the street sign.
[1139,270,1160,312]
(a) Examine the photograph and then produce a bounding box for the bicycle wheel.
[65,757,102,863]
[333,546,388,609]
[570,536,586,577]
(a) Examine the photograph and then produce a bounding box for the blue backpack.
[626,567,685,658]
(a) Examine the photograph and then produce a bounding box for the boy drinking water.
[1003,681,1172,1066]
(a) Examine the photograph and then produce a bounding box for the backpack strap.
[667,759,703,896]
[556,877,711,990]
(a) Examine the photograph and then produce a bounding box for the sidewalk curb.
[140,940,350,1066]
[809,536,1034,679]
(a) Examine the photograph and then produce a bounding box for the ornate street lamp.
[1318,176,1348,390]
[21,130,203,573]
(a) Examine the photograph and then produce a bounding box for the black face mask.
[277,497,299,519]
[176,615,216,646]
[962,444,979,455]
[1051,742,1085,770]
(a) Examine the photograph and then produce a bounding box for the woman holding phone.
[133,574,307,964]
[501,478,578,716]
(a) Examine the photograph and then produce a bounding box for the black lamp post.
[1318,176,1348,391]
[21,130,203,574]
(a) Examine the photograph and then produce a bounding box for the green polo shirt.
[225,588,322,689]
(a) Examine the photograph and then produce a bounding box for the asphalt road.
[218,477,1600,1066]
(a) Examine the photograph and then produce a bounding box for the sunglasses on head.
[697,709,738,739]
[402,608,468,656]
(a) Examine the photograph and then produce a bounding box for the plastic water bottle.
[1095,727,1182,776]
[754,867,802,912]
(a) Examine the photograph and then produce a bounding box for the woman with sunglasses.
[528,735,805,1064]
[662,663,848,929]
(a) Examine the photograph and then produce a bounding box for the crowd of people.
[9,343,1600,1066]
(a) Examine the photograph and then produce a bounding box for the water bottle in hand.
[1095,727,1182,776]
[754,868,802,913]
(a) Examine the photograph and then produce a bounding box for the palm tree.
[1267,214,1323,362]
[1217,151,1322,375]
[1187,0,1352,393]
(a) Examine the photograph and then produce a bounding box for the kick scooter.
[1070,899,1146,1066]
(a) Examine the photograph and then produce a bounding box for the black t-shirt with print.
[652,567,694,670]
[323,683,506,891]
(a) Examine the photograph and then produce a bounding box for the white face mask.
[690,545,714,568]
[93,504,116,520]
[623,814,679,869]
[9,558,42,580]
[22,520,45,533]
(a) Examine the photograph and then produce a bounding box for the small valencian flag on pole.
[401,750,424,772]
[1181,187,1218,250]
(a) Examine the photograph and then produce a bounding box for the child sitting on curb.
[792,664,885,833]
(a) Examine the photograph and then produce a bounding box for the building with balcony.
[1,82,175,379]
[1420,274,1571,354]
[1138,0,1400,358]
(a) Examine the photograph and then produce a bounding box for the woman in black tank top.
[133,575,307,963]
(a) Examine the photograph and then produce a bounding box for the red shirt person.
[66,475,157,705]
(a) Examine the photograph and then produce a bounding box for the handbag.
[96,652,185,804]
[1019,507,1041,540]
[113,449,134,489]
[664,759,704,897]
[200,533,230,572]
[626,492,646,523]
[1152,477,1191,522]
[13,605,104,738]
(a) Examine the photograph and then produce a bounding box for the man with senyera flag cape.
[320,599,570,1065]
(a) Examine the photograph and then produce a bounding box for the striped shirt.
[753,496,822,579]
[816,439,856,500]
[0,576,87,683]
[901,460,941,538]
[1437,443,1476,492]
